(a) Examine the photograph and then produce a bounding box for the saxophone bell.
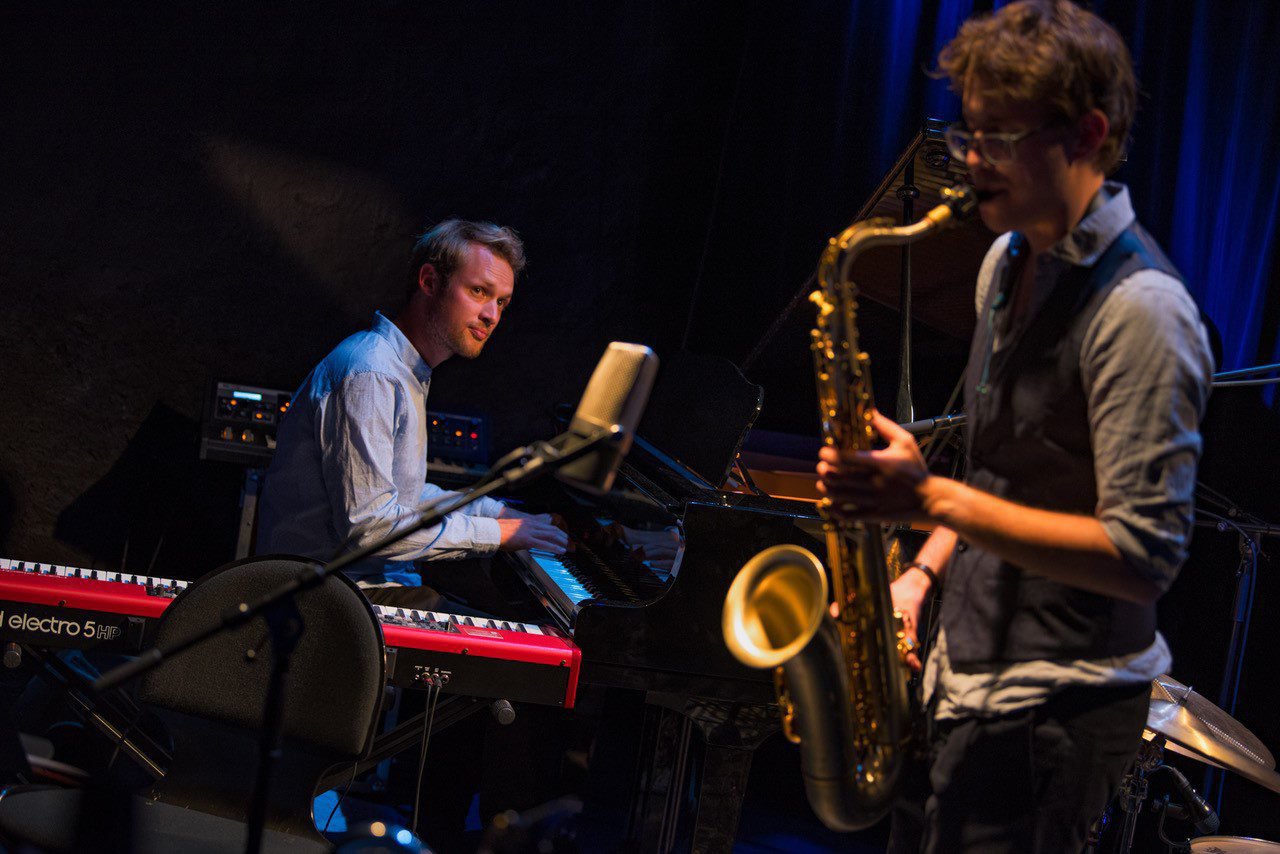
[722,544,828,671]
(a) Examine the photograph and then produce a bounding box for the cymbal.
[1147,675,1280,794]
[1190,837,1280,853]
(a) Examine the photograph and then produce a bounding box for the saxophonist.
[817,2,1213,851]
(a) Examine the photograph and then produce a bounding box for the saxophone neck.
[826,184,977,285]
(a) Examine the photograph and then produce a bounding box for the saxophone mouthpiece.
[922,183,976,229]
[942,183,977,218]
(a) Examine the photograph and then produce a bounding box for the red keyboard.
[375,605,580,708]
[0,559,580,708]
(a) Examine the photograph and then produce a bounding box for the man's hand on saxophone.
[817,407,1166,606]
[816,409,931,524]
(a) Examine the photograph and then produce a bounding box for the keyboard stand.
[234,468,265,560]
[21,644,171,780]
[316,695,486,791]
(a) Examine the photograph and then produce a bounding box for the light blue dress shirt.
[257,312,505,585]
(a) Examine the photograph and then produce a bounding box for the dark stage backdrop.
[2,0,1279,841]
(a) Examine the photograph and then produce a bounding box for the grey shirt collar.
[1045,181,1137,268]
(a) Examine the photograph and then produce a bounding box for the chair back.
[138,555,384,839]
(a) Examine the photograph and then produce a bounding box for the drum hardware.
[1108,735,1223,851]
[1190,480,1279,812]
[1111,736,1168,851]
[1091,675,1280,853]
[1146,675,1277,789]
[1093,735,1217,853]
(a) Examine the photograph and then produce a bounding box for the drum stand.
[1110,737,1168,852]
[1091,733,1227,854]
[1196,512,1272,812]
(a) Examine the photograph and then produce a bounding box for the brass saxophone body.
[722,184,975,832]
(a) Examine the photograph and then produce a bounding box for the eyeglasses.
[944,123,1051,167]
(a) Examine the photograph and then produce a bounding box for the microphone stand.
[1194,506,1274,815]
[899,412,966,437]
[92,425,619,854]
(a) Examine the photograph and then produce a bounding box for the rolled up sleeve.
[1082,272,1214,592]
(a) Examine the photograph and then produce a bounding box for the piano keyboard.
[0,558,188,611]
[374,605,547,636]
[525,550,596,614]
[521,542,674,626]
[0,558,580,708]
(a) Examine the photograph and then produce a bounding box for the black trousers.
[891,682,1150,854]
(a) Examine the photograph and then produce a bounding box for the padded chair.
[0,555,386,853]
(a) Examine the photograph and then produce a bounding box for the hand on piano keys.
[495,512,570,555]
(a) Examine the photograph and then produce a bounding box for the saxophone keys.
[773,666,802,744]
[891,609,915,656]
[809,290,835,317]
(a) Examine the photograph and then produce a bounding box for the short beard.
[447,326,485,359]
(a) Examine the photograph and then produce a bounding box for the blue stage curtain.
[892,0,1280,376]
[685,0,1280,408]
[1098,0,1280,382]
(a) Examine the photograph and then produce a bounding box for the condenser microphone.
[555,342,658,496]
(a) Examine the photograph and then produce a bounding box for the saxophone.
[721,184,975,832]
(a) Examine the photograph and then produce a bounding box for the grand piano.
[496,120,990,852]
[500,348,820,854]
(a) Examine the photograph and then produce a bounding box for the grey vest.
[943,224,1183,664]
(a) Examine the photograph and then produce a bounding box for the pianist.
[256,218,567,613]
[255,219,571,851]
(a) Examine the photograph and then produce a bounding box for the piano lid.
[743,118,994,377]
[634,349,762,490]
